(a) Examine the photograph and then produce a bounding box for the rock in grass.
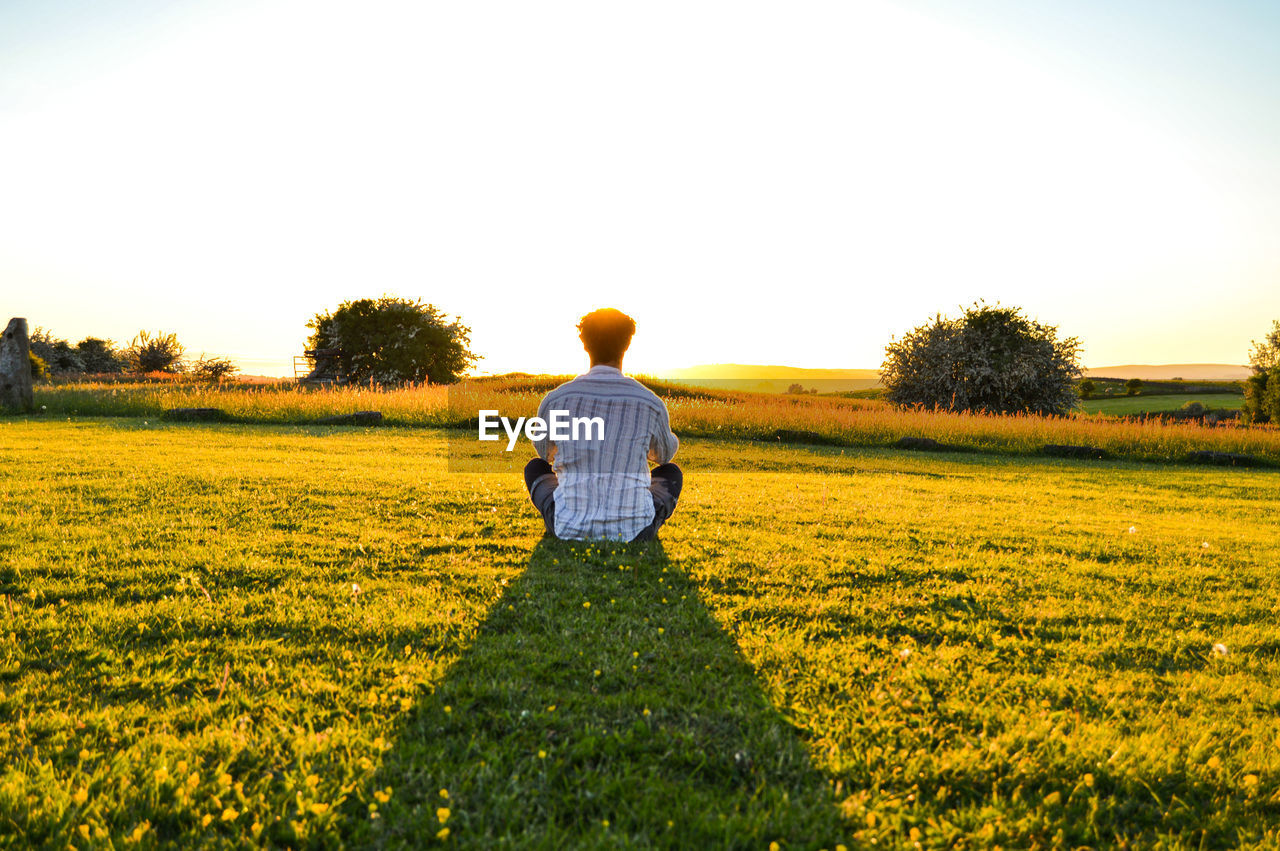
[1187,450,1261,467]
[314,410,384,426]
[893,436,949,452]
[0,318,34,413]
[1042,444,1107,460]
[161,407,232,422]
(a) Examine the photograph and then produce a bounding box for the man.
[524,308,682,542]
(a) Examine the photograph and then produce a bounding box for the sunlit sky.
[2,0,1277,376]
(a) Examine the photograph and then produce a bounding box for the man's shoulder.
[541,372,667,411]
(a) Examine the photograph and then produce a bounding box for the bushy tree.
[306,297,478,384]
[881,303,1081,416]
[192,354,239,382]
[125,330,186,374]
[1125,378,1143,396]
[26,330,126,375]
[76,338,125,374]
[29,328,84,374]
[1078,379,1095,399]
[1243,320,1280,424]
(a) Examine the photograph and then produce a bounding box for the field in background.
[2,420,1278,848]
[31,378,1280,466]
[1081,393,1245,415]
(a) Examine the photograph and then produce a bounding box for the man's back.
[533,365,678,541]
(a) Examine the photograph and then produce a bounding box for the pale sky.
[2,0,1277,376]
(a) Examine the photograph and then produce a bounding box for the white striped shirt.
[533,365,679,541]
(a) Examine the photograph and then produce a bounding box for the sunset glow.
[2,0,1277,376]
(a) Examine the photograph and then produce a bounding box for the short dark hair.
[577,308,636,363]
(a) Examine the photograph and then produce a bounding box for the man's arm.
[647,403,679,465]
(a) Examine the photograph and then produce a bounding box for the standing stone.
[0,318,34,413]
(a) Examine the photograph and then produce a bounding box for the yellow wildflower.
[437,807,451,824]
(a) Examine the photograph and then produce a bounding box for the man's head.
[577,308,636,366]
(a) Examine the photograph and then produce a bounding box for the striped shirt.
[533,365,679,541]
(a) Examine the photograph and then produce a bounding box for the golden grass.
[28,378,1280,465]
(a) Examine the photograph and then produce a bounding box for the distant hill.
[1083,364,1250,380]
[654,364,881,394]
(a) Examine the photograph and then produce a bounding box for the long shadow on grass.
[356,538,844,849]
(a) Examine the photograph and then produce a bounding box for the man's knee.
[524,457,553,491]
[652,463,682,500]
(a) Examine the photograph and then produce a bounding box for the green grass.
[2,420,1280,848]
[1081,394,1245,415]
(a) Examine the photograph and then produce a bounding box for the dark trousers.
[524,458,683,542]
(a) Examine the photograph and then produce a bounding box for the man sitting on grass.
[524,308,682,542]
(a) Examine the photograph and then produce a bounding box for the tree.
[306,296,478,384]
[26,330,126,375]
[1250,320,1280,373]
[881,302,1081,416]
[76,338,125,374]
[1079,379,1095,400]
[125,330,186,374]
[786,383,805,394]
[1125,378,1142,396]
[192,354,239,382]
[1243,319,1280,424]
[29,328,84,374]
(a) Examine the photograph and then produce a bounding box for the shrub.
[1249,320,1280,373]
[29,328,84,374]
[1180,401,1205,417]
[1246,367,1280,425]
[1265,368,1280,424]
[881,302,1081,416]
[1078,379,1095,400]
[1125,378,1143,396]
[1244,321,1280,424]
[28,351,48,380]
[125,331,186,374]
[307,296,478,385]
[191,355,239,382]
[76,338,125,374]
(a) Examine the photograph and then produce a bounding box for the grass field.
[3,418,1280,848]
[1081,394,1244,416]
